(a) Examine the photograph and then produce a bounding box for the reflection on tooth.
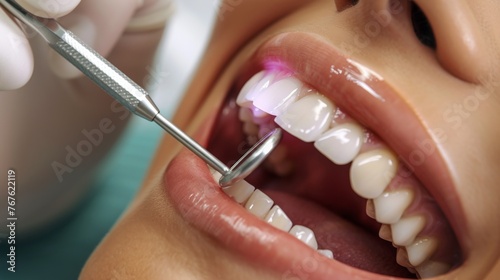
[264,205,293,232]
[415,260,451,278]
[350,149,398,199]
[373,189,413,224]
[222,180,256,205]
[379,225,392,242]
[391,216,426,246]
[318,249,334,259]
[275,94,335,142]
[244,189,274,219]
[289,225,319,250]
[236,71,266,106]
[406,237,438,267]
[253,77,302,115]
[314,123,364,165]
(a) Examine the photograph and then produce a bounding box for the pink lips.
[163,31,466,278]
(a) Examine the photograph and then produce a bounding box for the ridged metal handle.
[51,31,159,120]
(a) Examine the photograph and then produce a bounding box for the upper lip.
[164,31,466,279]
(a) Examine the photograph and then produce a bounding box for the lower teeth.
[209,168,334,260]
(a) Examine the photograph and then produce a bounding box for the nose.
[409,0,489,83]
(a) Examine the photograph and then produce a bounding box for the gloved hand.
[0,0,174,235]
[0,0,174,89]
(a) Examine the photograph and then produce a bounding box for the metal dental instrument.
[1,0,282,187]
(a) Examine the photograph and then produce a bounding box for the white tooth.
[289,225,318,250]
[252,106,269,118]
[350,149,398,199]
[373,189,413,224]
[391,215,426,246]
[244,189,274,219]
[222,180,256,205]
[253,77,302,115]
[318,249,334,259]
[396,248,412,268]
[236,71,266,106]
[266,145,288,165]
[314,123,364,165]
[415,260,451,278]
[378,224,392,242]
[275,94,335,142]
[366,200,376,219]
[264,205,293,232]
[243,121,259,136]
[237,72,276,106]
[406,237,438,267]
[238,107,254,122]
[209,167,222,182]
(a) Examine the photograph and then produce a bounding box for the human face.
[81,0,500,279]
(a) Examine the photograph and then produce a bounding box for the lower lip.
[164,137,408,279]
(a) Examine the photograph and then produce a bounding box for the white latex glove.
[0,0,174,236]
[0,0,173,88]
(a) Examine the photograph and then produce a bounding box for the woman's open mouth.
[164,32,464,279]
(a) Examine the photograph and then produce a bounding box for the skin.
[80,0,500,279]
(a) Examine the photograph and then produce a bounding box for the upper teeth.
[231,70,455,277]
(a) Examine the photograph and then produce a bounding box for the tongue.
[266,190,416,278]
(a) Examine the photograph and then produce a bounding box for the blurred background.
[0,1,218,279]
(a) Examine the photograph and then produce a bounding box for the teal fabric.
[0,119,163,280]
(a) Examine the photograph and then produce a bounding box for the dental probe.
[1,0,282,187]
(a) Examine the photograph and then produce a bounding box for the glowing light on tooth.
[314,123,364,165]
[350,149,398,199]
[275,94,335,142]
[264,205,293,232]
[373,189,413,224]
[318,249,334,259]
[236,71,266,106]
[406,237,438,267]
[252,107,268,118]
[253,77,302,115]
[391,215,426,246]
[240,72,277,106]
[415,260,451,278]
[222,180,256,205]
[289,225,319,250]
[244,189,274,219]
